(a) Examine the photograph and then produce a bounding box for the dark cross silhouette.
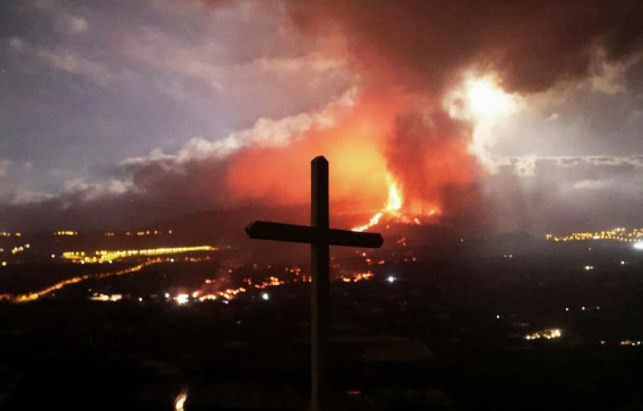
[245,156,383,411]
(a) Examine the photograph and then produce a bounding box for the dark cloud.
[288,0,643,94]
[1,156,230,231]
[284,0,643,234]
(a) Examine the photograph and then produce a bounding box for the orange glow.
[224,95,394,214]
[196,286,248,302]
[384,176,402,212]
[340,271,374,283]
[352,212,384,233]
[352,174,439,232]
[224,91,477,228]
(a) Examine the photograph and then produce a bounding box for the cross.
[245,156,383,411]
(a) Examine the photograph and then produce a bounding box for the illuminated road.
[546,227,643,243]
[0,259,162,303]
[62,245,217,264]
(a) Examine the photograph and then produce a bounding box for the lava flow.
[352,174,439,232]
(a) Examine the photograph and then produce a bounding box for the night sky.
[0,0,642,233]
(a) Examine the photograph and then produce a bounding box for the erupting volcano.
[222,86,479,231]
[352,175,439,232]
[222,73,517,236]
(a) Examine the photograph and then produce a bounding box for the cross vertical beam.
[244,156,383,410]
[311,156,329,411]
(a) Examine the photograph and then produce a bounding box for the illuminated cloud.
[62,178,132,201]
[485,155,643,176]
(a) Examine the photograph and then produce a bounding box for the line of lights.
[54,230,78,236]
[32,229,174,237]
[619,340,642,346]
[0,259,161,303]
[62,245,217,264]
[10,243,30,255]
[546,227,643,243]
[123,229,173,237]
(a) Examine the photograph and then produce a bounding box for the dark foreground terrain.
[1,233,643,410]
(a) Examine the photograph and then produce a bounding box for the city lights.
[11,244,29,255]
[340,272,375,283]
[175,294,190,305]
[89,293,123,302]
[546,227,643,243]
[54,230,78,236]
[525,328,562,341]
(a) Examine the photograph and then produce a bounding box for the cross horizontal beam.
[245,221,383,248]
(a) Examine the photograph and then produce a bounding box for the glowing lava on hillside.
[352,174,439,232]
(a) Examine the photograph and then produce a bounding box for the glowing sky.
[0,0,642,233]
